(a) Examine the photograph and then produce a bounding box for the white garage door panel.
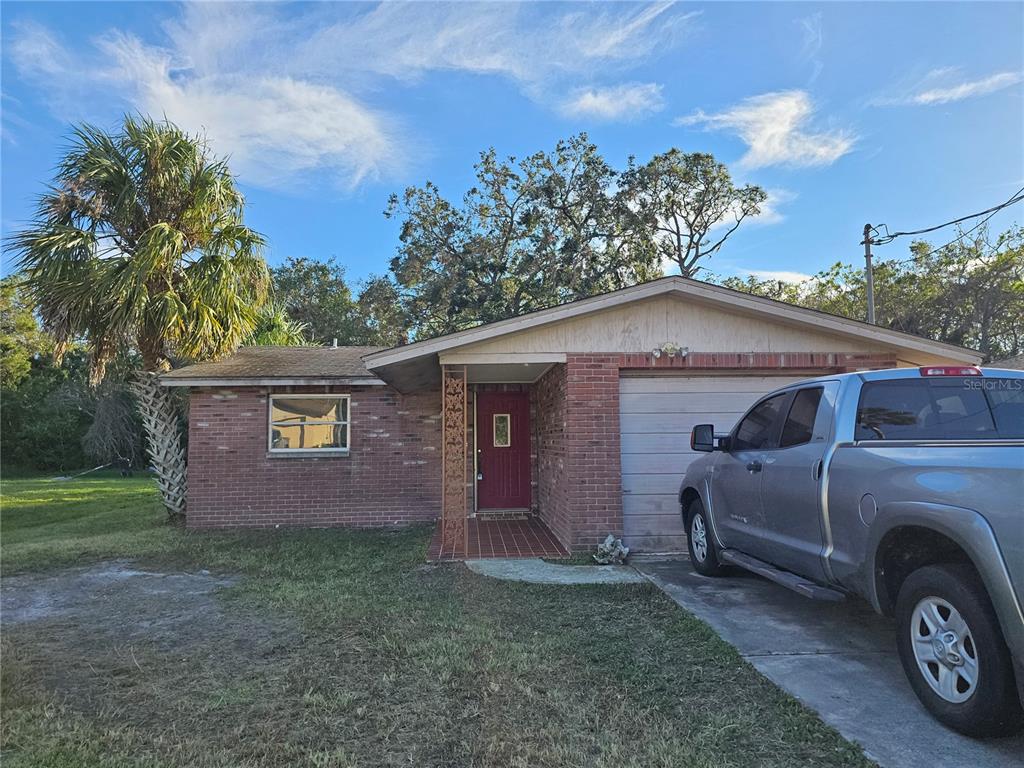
[620,392,780,415]
[619,374,804,552]
[621,433,692,454]
[620,376,797,394]
[622,473,687,496]
[621,412,751,435]
[623,493,682,515]
[623,514,687,552]
[621,452,699,476]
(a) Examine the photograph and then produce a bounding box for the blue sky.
[3,1,1022,285]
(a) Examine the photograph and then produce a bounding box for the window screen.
[780,387,824,448]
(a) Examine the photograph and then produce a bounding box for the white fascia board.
[438,352,567,365]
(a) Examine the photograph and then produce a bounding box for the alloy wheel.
[691,513,708,563]
[910,596,979,704]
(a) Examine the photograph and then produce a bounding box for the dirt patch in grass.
[1,476,872,768]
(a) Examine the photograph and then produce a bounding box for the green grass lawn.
[1,472,872,768]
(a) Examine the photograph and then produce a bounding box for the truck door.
[756,382,839,581]
[712,392,789,553]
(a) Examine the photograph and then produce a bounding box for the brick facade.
[183,350,899,547]
[531,350,900,550]
[186,385,441,528]
[533,363,570,545]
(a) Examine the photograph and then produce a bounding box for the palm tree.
[245,303,309,346]
[11,115,270,520]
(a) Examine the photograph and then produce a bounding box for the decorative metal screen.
[440,366,468,554]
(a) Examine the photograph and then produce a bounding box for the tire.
[685,499,725,576]
[895,563,1024,737]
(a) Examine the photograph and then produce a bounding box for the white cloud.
[912,71,1022,105]
[749,188,795,226]
[8,2,700,187]
[677,91,855,169]
[796,13,824,83]
[561,83,664,121]
[7,20,72,77]
[100,33,399,189]
[873,67,1023,107]
[748,269,815,283]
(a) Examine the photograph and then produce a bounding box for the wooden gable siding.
[447,294,899,359]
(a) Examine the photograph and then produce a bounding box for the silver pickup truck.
[679,366,1024,737]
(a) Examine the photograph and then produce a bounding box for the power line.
[870,186,1024,246]
[875,187,1024,268]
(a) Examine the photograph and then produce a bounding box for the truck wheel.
[685,499,725,576]
[895,563,1023,737]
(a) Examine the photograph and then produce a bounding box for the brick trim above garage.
[618,351,900,372]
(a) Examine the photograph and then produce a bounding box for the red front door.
[476,391,531,510]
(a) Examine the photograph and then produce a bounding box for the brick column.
[564,355,622,550]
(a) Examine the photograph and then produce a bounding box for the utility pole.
[862,223,876,325]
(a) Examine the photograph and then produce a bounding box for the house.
[161,276,981,557]
[990,353,1024,370]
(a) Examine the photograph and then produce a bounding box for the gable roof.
[161,346,385,386]
[363,275,981,371]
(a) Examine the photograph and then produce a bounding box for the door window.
[779,387,824,448]
[732,393,788,451]
[493,414,511,447]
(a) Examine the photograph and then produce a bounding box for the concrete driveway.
[634,555,1024,768]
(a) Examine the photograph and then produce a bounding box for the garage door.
[619,374,805,552]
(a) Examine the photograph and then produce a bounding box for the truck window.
[983,380,1024,437]
[856,377,1022,440]
[733,393,788,450]
[779,387,824,447]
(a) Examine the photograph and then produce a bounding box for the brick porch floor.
[428,517,570,561]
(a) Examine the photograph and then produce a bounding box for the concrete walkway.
[634,555,1024,768]
[465,558,645,585]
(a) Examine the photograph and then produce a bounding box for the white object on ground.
[465,558,645,585]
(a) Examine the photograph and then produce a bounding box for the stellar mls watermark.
[964,378,1023,391]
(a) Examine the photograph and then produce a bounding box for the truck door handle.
[746,461,762,473]
[812,459,823,480]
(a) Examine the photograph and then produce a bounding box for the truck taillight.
[919,366,982,376]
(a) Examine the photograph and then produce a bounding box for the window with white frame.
[268,395,350,452]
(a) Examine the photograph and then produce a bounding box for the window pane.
[986,379,1024,437]
[780,388,824,448]
[493,414,511,447]
[271,397,345,423]
[856,379,1009,441]
[856,381,936,440]
[733,393,787,451]
[271,423,346,450]
[927,378,996,437]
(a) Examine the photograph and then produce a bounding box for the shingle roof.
[989,354,1024,370]
[161,346,385,384]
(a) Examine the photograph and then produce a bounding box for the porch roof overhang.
[369,353,565,392]
[363,276,982,392]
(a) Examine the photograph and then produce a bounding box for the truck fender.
[867,501,1024,659]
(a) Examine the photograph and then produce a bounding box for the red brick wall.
[186,385,441,529]
[533,363,571,545]
[563,355,624,550]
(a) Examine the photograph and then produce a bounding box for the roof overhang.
[363,276,981,391]
[160,376,387,388]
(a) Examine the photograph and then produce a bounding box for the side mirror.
[691,424,716,452]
